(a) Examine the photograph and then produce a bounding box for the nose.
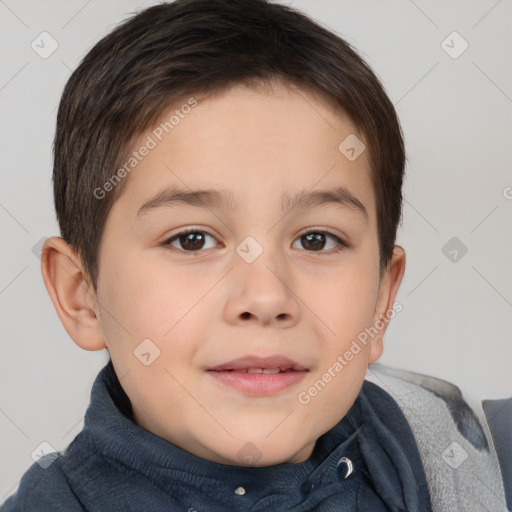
[224,249,300,328]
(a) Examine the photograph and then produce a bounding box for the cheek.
[306,262,379,415]
[312,263,380,346]
[97,249,204,354]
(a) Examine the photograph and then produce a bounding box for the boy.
[2,0,507,510]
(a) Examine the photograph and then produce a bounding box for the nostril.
[241,312,251,319]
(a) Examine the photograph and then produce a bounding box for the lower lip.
[207,370,308,395]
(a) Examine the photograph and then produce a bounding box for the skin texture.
[41,81,406,467]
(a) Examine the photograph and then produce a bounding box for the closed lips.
[207,355,309,373]
[214,368,296,374]
[207,355,310,395]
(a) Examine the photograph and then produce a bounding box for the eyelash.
[162,227,347,254]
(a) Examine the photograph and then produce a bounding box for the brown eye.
[293,230,346,253]
[164,230,217,252]
[301,232,326,251]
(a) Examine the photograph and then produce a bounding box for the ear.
[40,236,106,351]
[368,245,406,363]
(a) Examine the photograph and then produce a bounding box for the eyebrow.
[137,185,368,222]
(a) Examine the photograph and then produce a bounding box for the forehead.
[112,82,375,222]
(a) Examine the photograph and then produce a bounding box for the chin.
[209,438,313,467]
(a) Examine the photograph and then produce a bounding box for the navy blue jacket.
[2,361,432,511]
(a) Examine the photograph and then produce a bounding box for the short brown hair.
[53,0,405,290]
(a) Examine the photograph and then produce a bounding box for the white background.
[1,0,511,499]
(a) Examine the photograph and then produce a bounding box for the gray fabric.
[483,398,512,511]
[365,363,507,512]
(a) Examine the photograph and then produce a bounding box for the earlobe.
[40,236,107,351]
[369,245,406,364]
[369,335,384,364]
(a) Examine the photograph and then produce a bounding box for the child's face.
[65,82,405,466]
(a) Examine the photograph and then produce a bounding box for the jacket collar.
[79,360,431,511]
[81,361,362,507]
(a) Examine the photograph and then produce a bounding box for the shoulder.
[366,363,488,449]
[1,453,84,512]
[365,363,507,512]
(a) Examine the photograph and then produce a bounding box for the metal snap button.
[337,456,353,479]
[301,481,315,494]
